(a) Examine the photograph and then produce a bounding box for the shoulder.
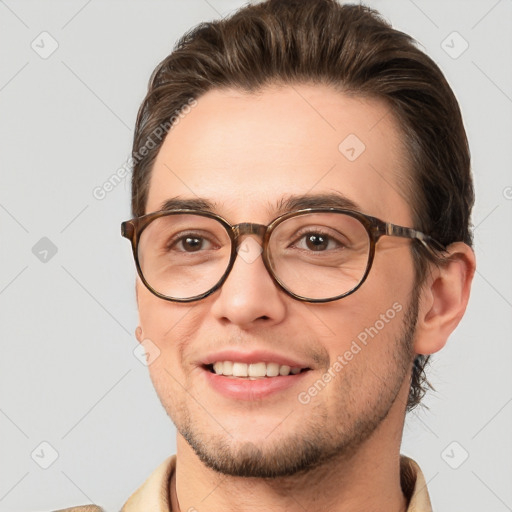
[53,455,176,512]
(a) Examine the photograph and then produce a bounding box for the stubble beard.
[172,293,419,479]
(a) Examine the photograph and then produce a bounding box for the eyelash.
[290,229,344,251]
[167,232,217,252]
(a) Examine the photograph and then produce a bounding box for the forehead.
[147,84,412,225]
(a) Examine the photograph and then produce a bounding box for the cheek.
[367,241,416,301]
[310,248,415,362]
[137,280,191,336]
[136,283,204,370]
[137,287,204,410]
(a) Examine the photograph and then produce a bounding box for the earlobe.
[135,325,144,343]
[413,242,476,355]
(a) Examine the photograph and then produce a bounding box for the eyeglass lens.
[137,212,371,301]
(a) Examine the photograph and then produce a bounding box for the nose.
[209,234,287,328]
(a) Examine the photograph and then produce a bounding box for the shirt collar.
[400,456,433,511]
[121,454,432,512]
[121,456,175,512]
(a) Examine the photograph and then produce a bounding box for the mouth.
[199,352,312,400]
[204,361,311,379]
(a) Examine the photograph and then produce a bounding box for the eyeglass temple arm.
[384,223,446,253]
[121,221,135,241]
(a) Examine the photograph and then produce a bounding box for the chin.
[176,404,378,479]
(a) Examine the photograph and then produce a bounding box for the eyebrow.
[158,192,361,216]
[274,192,361,214]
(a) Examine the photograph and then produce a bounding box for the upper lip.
[200,349,312,369]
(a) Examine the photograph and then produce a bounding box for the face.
[136,84,419,477]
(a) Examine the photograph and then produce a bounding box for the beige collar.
[120,454,432,511]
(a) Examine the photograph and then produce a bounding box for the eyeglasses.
[121,208,445,303]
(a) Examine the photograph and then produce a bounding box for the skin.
[135,84,475,511]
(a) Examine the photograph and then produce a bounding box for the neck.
[170,398,409,512]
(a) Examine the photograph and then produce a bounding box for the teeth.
[210,361,304,378]
[248,362,266,377]
[232,362,248,377]
[222,361,233,376]
[266,362,280,377]
[279,365,291,376]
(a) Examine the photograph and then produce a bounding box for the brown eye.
[180,236,204,252]
[293,231,343,252]
[305,233,329,251]
[167,233,215,253]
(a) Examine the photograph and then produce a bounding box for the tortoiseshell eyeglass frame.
[121,207,446,303]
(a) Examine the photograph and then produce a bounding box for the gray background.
[1,0,511,510]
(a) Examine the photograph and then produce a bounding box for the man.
[60,0,475,510]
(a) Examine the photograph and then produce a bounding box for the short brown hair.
[130,0,474,410]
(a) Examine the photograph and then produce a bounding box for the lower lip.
[202,368,310,401]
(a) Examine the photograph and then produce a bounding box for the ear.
[413,242,476,355]
[134,279,144,343]
[135,325,144,343]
